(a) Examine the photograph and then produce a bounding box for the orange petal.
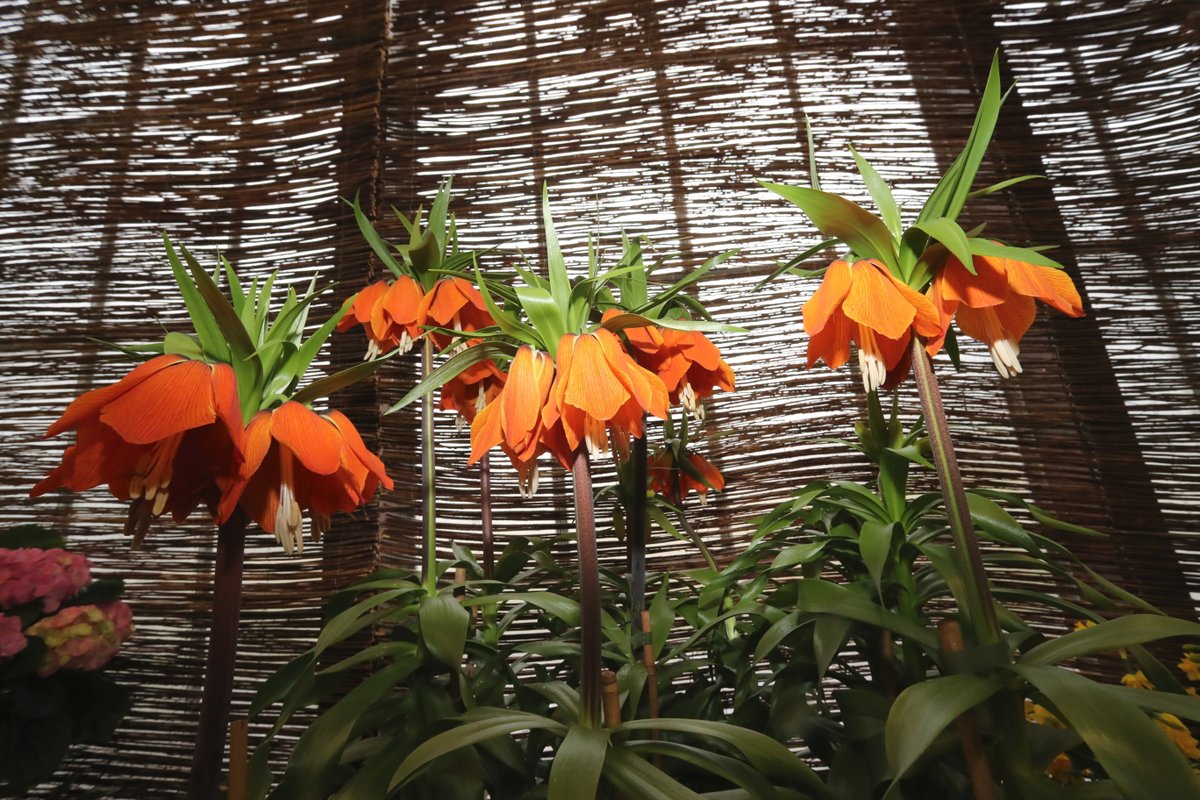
[217,410,273,522]
[325,410,392,491]
[47,354,183,438]
[469,397,503,465]
[940,256,1010,308]
[842,261,916,340]
[1002,260,1084,317]
[690,452,725,492]
[210,363,245,460]
[886,273,943,339]
[807,307,852,369]
[100,358,217,444]
[562,333,629,422]
[383,276,424,329]
[270,402,343,476]
[596,329,667,419]
[802,260,853,336]
[501,347,554,456]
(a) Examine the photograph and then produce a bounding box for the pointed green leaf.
[163,332,203,359]
[803,112,821,191]
[384,342,515,415]
[161,234,228,361]
[419,592,469,669]
[859,520,894,597]
[548,725,609,800]
[542,184,571,315]
[600,312,744,335]
[289,352,394,406]
[966,174,1045,201]
[761,181,898,269]
[792,580,939,650]
[966,492,1038,553]
[518,285,569,353]
[885,674,1002,783]
[348,193,404,278]
[813,614,852,681]
[849,145,902,238]
[1021,616,1200,666]
[603,746,706,800]
[967,238,1066,270]
[912,218,974,273]
[755,239,838,289]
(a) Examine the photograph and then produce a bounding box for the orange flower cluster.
[649,449,725,505]
[618,317,735,419]
[336,276,425,359]
[803,253,1084,389]
[33,357,391,552]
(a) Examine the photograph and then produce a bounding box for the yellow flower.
[1045,752,1078,784]
[1179,654,1200,683]
[1155,713,1200,760]
[1025,700,1065,728]
[1072,620,1096,632]
[1121,671,1155,690]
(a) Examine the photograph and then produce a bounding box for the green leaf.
[615,718,829,797]
[966,174,1045,201]
[1093,683,1200,724]
[885,674,1002,783]
[1021,616,1200,666]
[181,245,256,360]
[163,331,203,359]
[463,591,581,627]
[754,239,839,289]
[804,112,822,191]
[542,184,571,317]
[1014,664,1200,799]
[473,258,542,345]
[289,352,394,406]
[966,493,1038,553]
[624,741,782,800]
[419,593,470,669]
[813,614,852,681]
[793,580,939,650]
[389,708,567,790]
[0,525,64,550]
[548,725,609,800]
[912,217,974,274]
[349,193,404,278]
[859,520,894,597]
[967,238,1066,270]
[272,661,411,799]
[649,580,673,658]
[754,612,804,664]
[849,145,902,239]
[603,746,707,800]
[384,342,515,415]
[761,181,897,269]
[601,312,745,335]
[314,589,411,657]
[770,542,827,572]
[161,234,229,361]
[518,285,569,353]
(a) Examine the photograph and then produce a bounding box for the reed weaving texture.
[2,0,1198,793]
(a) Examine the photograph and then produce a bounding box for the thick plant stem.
[190,510,248,800]
[910,337,1000,643]
[939,621,998,800]
[480,454,494,578]
[421,338,438,592]
[629,426,648,630]
[571,448,602,727]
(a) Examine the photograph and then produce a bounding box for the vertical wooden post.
[939,620,997,800]
[227,718,248,800]
[601,670,622,729]
[639,610,661,725]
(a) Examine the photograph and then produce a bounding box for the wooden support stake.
[640,610,661,725]
[227,718,248,800]
[938,620,998,800]
[601,669,622,729]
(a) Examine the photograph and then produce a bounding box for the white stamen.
[697,491,709,507]
[518,463,540,498]
[989,339,1023,379]
[364,340,382,361]
[585,433,604,458]
[311,513,330,542]
[858,348,887,394]
[398,331,414,354]
[151,491,169,517]
[274,481,304,555]
[680,381,705,419]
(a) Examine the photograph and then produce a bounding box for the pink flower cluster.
[25,601,134,676]
[0,547,92,612]
[0,614,26,658]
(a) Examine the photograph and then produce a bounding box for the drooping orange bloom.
[336,276,425,358]
[545,329,669,457]
[441,353,506,425]
[927,253,1084,378]
[803,259,942,393]
[649,449,725,505]
[417,277,493,351]
[31,355,244,544]
[469,346,560,495]
[218,402,392,554]
[613,315,735,418]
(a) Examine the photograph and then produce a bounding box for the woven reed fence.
[2,0,1198,795]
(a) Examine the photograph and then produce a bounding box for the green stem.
[909,336,1000,644]
[422,337,438,593]
[571,448,602,727]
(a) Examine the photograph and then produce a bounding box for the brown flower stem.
[421,337,438,593]
[910,337,1000,644]
[629,424,648,630]
[571,448,602,727]
[190,509,248,800]
[480,452,494,579]
[938,620,998,800]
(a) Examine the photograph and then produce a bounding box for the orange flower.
[219,402,392,553]
[31,354,244,544]
[618,319,734,418]
[927,253,1084,378]
[417,277,493,351]
[441,353,506,425]
[545,329,668,457]
[469,346,560,495]
[803,259,942,393]
[336,276,425,358]
[649,449,725,505]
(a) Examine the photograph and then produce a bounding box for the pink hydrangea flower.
[25,601,133,676]
[0,547,91,612]
[0,614,26,659]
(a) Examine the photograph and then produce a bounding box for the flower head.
[336,276,425,358]
[469,346,561,496]
[0,614,27,659]
[1181,648,1200,683]
[618,318,734,418]
[928,252,1084,378]
[26,601,133,676]
[441,354,506,425]
[1121,670,1155,691]
[649,449,725,505]
[0,548,91,612]
[803,259,942,393]
[220,402,393,554]
[417,277,493,351]
[31,354,245,545]
[1156,713,1200,760]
